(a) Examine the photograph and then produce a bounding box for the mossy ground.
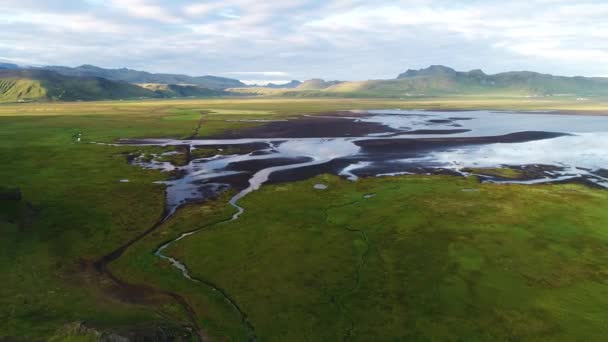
[463,167,524,179]
[164,175,608,341]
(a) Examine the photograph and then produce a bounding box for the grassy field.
[0,97,607,341]
[168,175,608,341]
[462,167,524,179]
[2,96,608,118]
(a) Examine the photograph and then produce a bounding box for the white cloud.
[2,11,127,34]
[109,0,182,23]
[218,8,241,19]
[2,0,608,79]
[183,3,220,17]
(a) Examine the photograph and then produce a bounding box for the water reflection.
[125,110,608,214]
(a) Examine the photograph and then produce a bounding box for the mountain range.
[0,69,227,102]
[234,65,608,98]
[262,80,302,89]
[42,64,245,89]
[0,69,153,102]
[2,64,608,102]
[0,62,20,70]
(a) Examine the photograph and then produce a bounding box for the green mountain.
[139,83,226,97]
[234,65,608,98]
[42,64,245,89]
[0,62,20,70]
[296,79,343,90]
[6,65,608,101]
[324,65,608,97]
[0,69,156,102]
[264,80,302,89]
[0,69,237,102]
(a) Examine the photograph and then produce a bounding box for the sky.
[2,0,608,84]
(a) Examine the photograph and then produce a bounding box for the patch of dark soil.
[426,108,473,112]
[553,177,606,189]
[400,129,470,135]
[211,115,399,138]
[353,164,462,178]
[427,119,453,124]
[319,110,370,117]
[0,187,21,200]
[193,142,270,155]
[371,113,431,117]
[250,150,274,156]
[449,117,474,120]
[198,172,252,191]
[267,159,354,184]
[187,157,319,194]
[356,131,567,154]
[594,169,608,178]
[124,152,139,163]
[178,183,232,207]
[513,110,608,116]
[227,157,313,172]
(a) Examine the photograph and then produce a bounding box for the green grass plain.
[0,97,607,341]
[170,175,608,341]
[462,167,524,179]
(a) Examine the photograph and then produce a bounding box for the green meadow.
[1,97,608,341]
[169,175,608,341]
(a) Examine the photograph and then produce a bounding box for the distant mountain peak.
[296,79,343,90]
[76,64,103,70]
[426,65,456,73]
[264,80,302,89]
[468,69,486,76]
[0,62,21,70]
[399,65,457,78]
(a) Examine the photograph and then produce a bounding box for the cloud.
[109,0,182,23]
[183,3,220,17]
[1,0,608,79]
[4,12,127,34]
[218,8,241,19]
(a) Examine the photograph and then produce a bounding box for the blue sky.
[2,0,608,83]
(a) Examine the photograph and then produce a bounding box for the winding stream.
[121,109,608,339]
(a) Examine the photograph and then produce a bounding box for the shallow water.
[362,109,608,138]
[125,109,608,215]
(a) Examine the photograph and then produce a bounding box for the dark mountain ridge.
[41,64,246,89]
[393,65,608,96]
[0,69,155,102]
[0,62,20,70]
[264,80,302,88]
